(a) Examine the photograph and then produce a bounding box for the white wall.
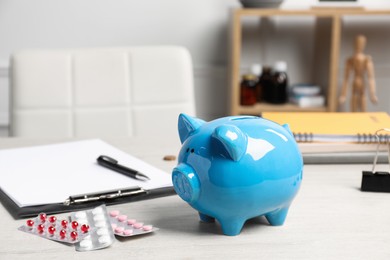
[0,0,244,128]
[1,0,390,135]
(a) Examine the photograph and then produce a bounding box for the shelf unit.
[230,8,390,115]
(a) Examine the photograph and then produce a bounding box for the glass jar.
[240,74,257,106]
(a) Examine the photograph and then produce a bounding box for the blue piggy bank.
[172,114,303,236]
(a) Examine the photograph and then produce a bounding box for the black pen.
[97,155,150,181]
[63,187,147,205]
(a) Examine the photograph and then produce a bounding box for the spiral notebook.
[262,112,390,143]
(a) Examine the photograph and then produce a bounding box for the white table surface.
[0,137,389,259]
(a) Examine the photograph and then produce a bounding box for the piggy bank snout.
[172,164,200,204]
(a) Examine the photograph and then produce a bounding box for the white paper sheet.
[0,139,172,207]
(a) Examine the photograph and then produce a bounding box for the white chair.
[9,46,196,139]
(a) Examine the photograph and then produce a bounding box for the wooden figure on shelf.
[339,34,378,112]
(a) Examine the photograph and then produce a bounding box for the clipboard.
[0,139,175,219]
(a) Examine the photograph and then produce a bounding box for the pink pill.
[111,223,117,229]
[123,229,133,236]
[118,215,127,222]
[109,210,120,217]
[115,226,124,233]
[133,222,144,229]
[127,219,136,225]
[142,225,153,231]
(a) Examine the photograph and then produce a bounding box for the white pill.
[95,220,107,227]
[77,219,88,225]
[93,214,105,222]
[98,235,112,244]
[75,212,87,219]
[97,228,109,236]
[80,239,93,248]
[92,207,103,215]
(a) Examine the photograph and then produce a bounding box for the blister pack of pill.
[109,210,158,237]
[71,205,116,252]
[18,205,158,251]
[18,213,90,244]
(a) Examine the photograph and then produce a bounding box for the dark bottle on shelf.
[266,61,288,104]
[260,66,274,103]
[240,74,257,106]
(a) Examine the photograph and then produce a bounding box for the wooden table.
[0,137,389,259]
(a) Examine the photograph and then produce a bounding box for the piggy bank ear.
[178,113,205,143]
[212,125,247,161]
[282,123,294,137]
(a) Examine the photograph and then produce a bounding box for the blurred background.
[1,0,390,136]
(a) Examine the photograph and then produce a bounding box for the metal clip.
[371,128,390,173]
[362,128,390,192]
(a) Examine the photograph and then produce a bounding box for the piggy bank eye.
[185,148,195,153]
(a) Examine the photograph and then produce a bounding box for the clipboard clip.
[63,187,147,205]
[361,128,390,192]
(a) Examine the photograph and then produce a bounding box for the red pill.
[48,226,56,235]
[48,216,57,223]
[70,231,78,240]
[71,221,79,230]
[37,224,45,232]
[81,224,89,233]
[61,220,68,228]
[26,219,34,227]
[59,229,67,238]
[39,213,47,222]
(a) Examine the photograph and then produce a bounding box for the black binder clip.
[361,128,390,192]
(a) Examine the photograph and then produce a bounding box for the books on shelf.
[312,0,363,9]
[262,112,390,143]
[289,84,325,108]
[290,95,325,108]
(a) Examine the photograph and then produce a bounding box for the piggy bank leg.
[265,206,290,226]
[199,212,215,223]
[218,218,245,236]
